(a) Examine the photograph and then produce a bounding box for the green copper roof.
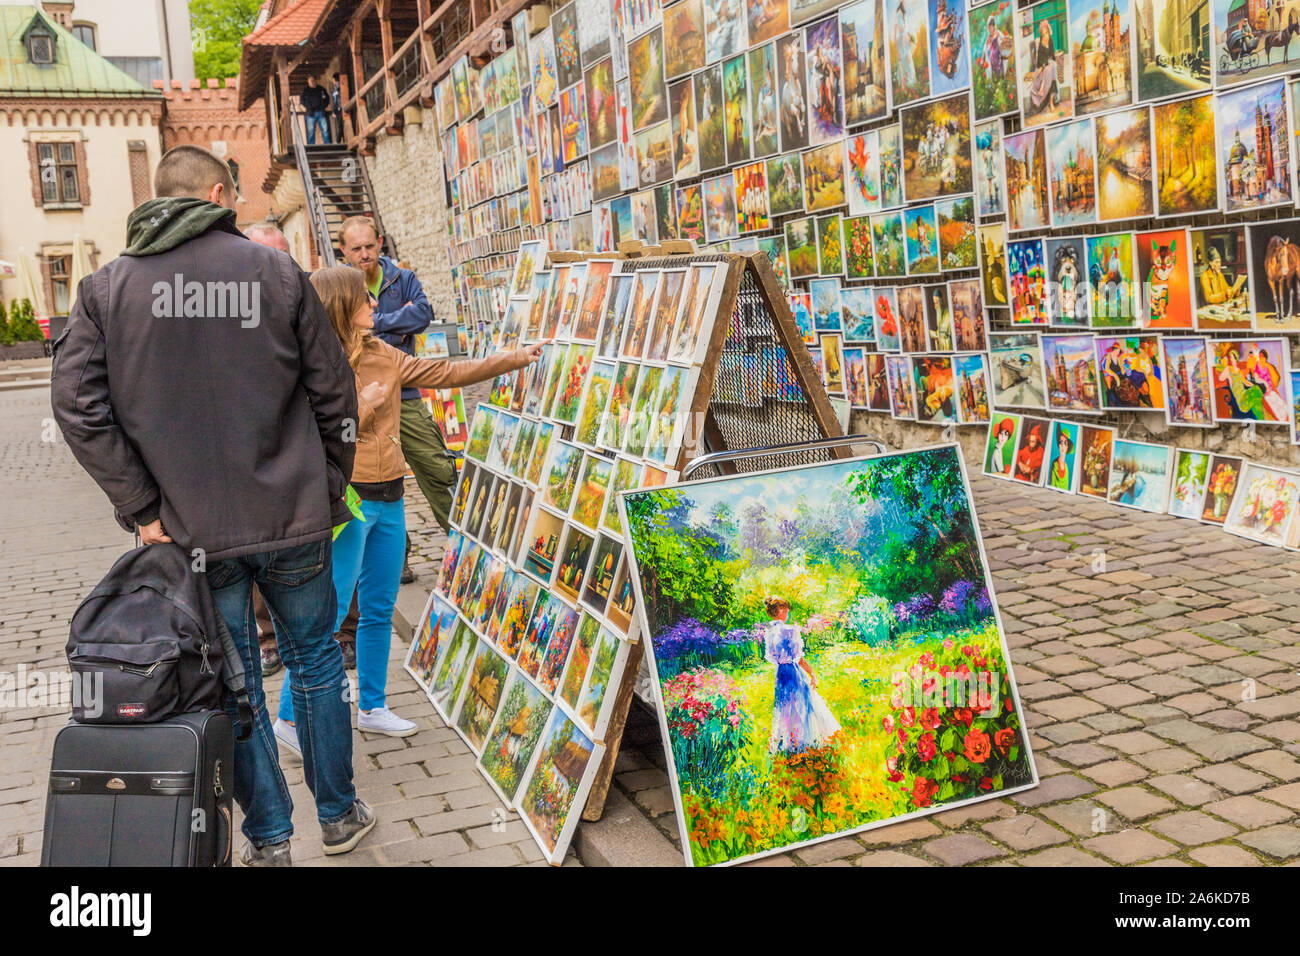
[0,5,159,97]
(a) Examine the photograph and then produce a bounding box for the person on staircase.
[300,75,332,145]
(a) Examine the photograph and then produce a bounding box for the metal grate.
[621,255,837,480]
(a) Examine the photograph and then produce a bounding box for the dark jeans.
[206,539,356,846]
[305,109,330,144]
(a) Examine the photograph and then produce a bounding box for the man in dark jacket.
[300,74,331,145]
[338,216,458,550]
[51,144,374,867]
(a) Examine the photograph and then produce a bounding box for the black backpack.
[66,543,252,739]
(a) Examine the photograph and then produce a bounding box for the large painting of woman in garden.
[620,445,1036,866]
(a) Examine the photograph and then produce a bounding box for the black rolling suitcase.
[40,543,252,867]
[42,711,234,867]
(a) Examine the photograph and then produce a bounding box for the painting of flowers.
[519,707,604,862]
[621,446,1036,865]
[479,671,553,806]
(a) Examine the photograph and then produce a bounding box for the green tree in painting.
[625,489,739,634]
[190,0,263,83]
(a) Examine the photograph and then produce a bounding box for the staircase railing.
[288,102,399,268]
[289,103,339,268]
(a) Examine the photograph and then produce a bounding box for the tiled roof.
[243,0,330,48]
[0,6,158,97]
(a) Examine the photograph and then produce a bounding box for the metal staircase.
[290,107,397,267]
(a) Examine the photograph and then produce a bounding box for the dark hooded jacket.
[51,197,357,560]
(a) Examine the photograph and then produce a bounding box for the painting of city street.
[621,447,1036,866]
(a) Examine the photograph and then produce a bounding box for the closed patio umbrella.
[68,235,93,310]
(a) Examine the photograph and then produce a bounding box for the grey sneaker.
[321,799,377,856]
[240,839,292,867]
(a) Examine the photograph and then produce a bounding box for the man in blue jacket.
[338,216,458,576]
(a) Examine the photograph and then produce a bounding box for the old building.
[238,0,524,319]
[0,5,164,321]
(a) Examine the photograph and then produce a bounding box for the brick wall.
[366,106,457,322]
[158,78,273,228]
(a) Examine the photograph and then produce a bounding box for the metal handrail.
[288,104,338,267]
[681,435,889,480]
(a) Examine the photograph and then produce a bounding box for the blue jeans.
[207,539,356,846]
[305,110,331,144]
[280,497,406,719]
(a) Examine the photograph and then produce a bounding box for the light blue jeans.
[280,497,406,719]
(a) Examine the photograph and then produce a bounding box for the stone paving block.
[1192,762,1273,795]
[981,814,1070,851]
[1187,732,1272,762]
[1016,845,1117,875]
[1203,795,1294,828]
[1240,750,1300,781]
[930,799,1017,827]
[1082,759,1149,787]
[1146,774,1225,807]
[1131,747,1203,773]
[793,837,866,865]
[1096,786,1176,821]
[1082,830,1179,864]
[1147,718,1219,745]
[1148,810,1239,846]
[1236,825,1300,860]
[1189,844,1266,867]
[1084,684,1155,708]
[852,850,933,867]
[857,818,942,846]
[1260,781,1300,810]
[1011,773,1097,808]
[1050,742,1114,767]
[922,833,1008,865]
[1097,731,1166,754]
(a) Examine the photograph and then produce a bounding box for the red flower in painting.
[917,732,937,762]
[900,706,916,727]
[912,777,939,807]
[979,777,994,791]
[994,728,1017,756]
[920,707,940,731]
[882,714,895,734]
[951,707,973,728]
[964,728,992,764]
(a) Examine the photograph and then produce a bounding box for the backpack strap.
[211,610,254,743]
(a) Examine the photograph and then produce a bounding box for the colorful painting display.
[1094,106,1154,221]
[1135,227,1193,329]
[1045,117,1096,226]
[1044,419,1079,492]
[886,0,932,106]
[900,93,974,202]
[620,448,1035,866]
[1015,0,1072,127]
[1208,338,1290,423]
[1135,0,1210,103]
[1164,336,1213,427]
[841,0,888,125]
[970,0,1017,120]
[1042,332,1101,413]
[1190,225,1252,330]
[1095,334,1164,411]
[1003,127,1049,232]
[988,331,1047,408]
[1247,218,1300,332]
[1216,79,1294,214]
[1168,448,1211,520]
[1153,94,1218,217]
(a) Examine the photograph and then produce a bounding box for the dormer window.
[29,32,54,64]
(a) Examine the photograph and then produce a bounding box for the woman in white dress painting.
[763,596,841,754]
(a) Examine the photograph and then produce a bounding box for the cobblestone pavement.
[9,373,1300,867]
[0,383,567,868]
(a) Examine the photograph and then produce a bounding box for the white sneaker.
[357,706,418,737]
[273,717,302,762]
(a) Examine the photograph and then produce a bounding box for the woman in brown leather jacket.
[276,266,543,741]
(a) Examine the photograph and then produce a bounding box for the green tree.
[0,299,9,347]
[5,300,43,344]
[190,0,263,83]
[846,447,981,600]
[624,489,740,634]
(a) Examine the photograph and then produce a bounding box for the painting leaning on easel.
[619,443,1037,866]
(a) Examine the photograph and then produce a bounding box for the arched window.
[71,22,97,51]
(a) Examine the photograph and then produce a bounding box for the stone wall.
[366,105,456,322]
